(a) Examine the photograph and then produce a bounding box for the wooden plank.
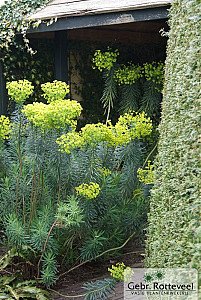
[55,30,68,83]
[29,0,171,20]
[28,6,169,33]
[0,60,8,115]
[28,21,168,39]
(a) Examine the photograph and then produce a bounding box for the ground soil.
[0,241,145,299]
[49,245,145,299]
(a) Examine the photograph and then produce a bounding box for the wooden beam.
[67,27,167,44]
[28,6,169,34]
[55,30,68,82]
[0,59,8,115]
[27,20,169,41]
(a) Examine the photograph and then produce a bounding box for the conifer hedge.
[145,0,201,275]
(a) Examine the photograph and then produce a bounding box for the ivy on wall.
[0,38,54,112]
[145,0,201,279]
[0,0,54,113]
[0,0,50,51]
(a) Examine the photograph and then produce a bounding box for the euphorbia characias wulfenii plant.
[6,80,34,105]
[22,99,82,130]
[92,48,165,122]
[22,80,82,131]
[1,79,154,293]
[41,80,70,102]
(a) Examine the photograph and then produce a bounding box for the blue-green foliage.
[83,278,117,300]
[0,108,151,287]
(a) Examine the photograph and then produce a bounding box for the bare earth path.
[50,249,144,300]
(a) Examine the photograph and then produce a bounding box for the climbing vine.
[0,0,50,51]
[1,38,54,109]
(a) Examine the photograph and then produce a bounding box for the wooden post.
[55,30,68,82]
[0,59,8,115]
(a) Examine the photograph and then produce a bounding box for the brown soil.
[50,246,145,299]
[0,242,145,299]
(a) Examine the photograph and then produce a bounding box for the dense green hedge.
[145,0,201,275]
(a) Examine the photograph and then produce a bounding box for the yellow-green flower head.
[111,112,152,146]
[124,267,134,283]
[108,262,134,282]
[57,132,83,154]
[137,160,154,184]
[80,123,113,147]
[112,121,131,146]
[41,80,70,103]
[92,48,119,72]
[116,112,153,140]
[75,182,101,199]
[22,99,82,130]
[6,80,34,104]
[99,167,112,177]
[143,62,164,91]
[0,115,11,142]
[114,64,143,85]
[57,122,113,152]
[57,112,152,153]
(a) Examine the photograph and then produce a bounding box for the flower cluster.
[80,123,113,147]
[57,112,152,152]
[57,122,113,152]
[75,182,101,199]
[114,64,143,85]
[108,262,133,281]
[113,112,153,145]
[92,48,119,72]
[137,160,154,184]
[6,80,34,104]
[41,80,70,103]
[143,62,164,91]
[22,99,82,130]
[0,115,11,142]
[57,132,82,154]
[99,167,112,177]
[92,49,164,90]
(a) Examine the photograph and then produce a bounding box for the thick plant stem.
[37,220,57,278]
[33,172,40,217]
[27,171,35,233]
[15,108,23,215]
[58,228,141,279]
[38,170,44,206]
[22,195,26,233]
[57,133,62,204]
[48,288,85,298]
[15,137,22,215]
[106,100,111,125]
[142,142,158,169]
[57,169,61,204]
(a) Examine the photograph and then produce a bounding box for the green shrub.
[145,0,201,279]
[0,80,153,287]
